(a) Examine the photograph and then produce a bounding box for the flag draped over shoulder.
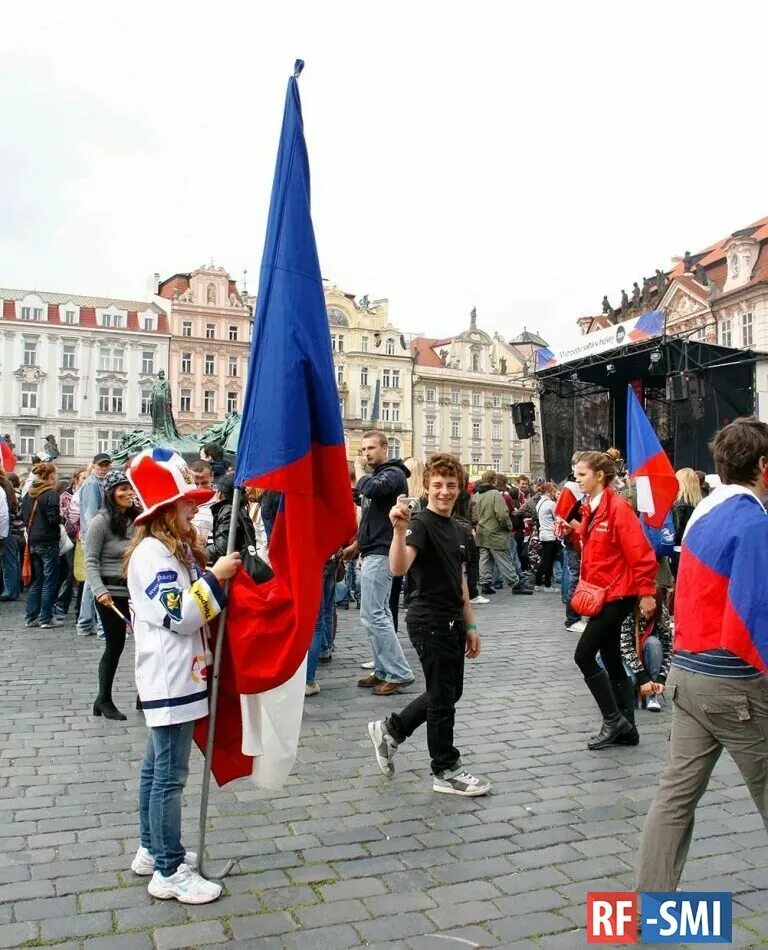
[676,486,768,671]
[554,480,581,521]
[193,60,357,789]
[626,385,677,529]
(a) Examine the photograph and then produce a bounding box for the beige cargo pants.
[636,665,768,892]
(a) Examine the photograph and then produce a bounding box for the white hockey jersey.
[127,537,227,727]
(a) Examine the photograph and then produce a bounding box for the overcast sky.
[2,2,766,346]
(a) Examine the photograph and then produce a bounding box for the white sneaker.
[433,768,491,797]
[368,720,398,776]
[361,660,374,670]
[131,845,198,876]
[469,595,490,605]
[568,619,588,634]
[24,619,40,628]
[40,618,64,628]
[646,696,661,712]
[305,682,320,697]
[147,863,221,904]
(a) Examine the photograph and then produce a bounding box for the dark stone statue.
[631,282,641,307]
[499,356,507,375]
[693,263,708,286]
[683,250,693,273]
[642,277,651,303]
[470,307,477,331]
[151,370,182,440]
[601,295,613,315]
[439,349,448,366]
[620,289,629,311]
[41,434,60,461]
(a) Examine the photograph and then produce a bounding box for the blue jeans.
[25,542,60,624]
[625,635,664,686]
[360,554,413,684]
[77,581,104,635]
[336,560,359,605]
[564,544,581,625]
[2,534,21,599]
[139,721,194,877]
[307,562,337,683]
[55,549,75,616]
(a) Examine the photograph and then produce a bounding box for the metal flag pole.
[197,485,242,880]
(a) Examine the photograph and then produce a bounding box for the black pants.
[389,575,402,633]
[465,534,479,599]
[535,540,559,587]
[573,596,636,680]
[387,619,465,775]
[95,595,129,703]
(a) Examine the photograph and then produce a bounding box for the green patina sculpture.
[111,372,240,464]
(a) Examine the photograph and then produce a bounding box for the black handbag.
[237,509,273,585]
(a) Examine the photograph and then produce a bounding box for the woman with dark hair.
[21,462,62,628]
[560,451,657,749]
[85,470,142,720]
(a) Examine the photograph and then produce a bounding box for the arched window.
[472,352,480,372]
[360,366,368,386]
[388,437,401,460]
[385,338,395,355]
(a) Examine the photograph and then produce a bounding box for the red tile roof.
[667,214,768,296]
[411,337,443,367]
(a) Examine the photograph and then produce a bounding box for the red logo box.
[587,892,638,943]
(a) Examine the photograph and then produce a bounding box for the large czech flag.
[194,61,357,789]
[626,385,678,529]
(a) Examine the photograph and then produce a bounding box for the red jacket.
[576,489,657,601]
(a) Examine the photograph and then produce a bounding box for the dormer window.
[142,314,155,331]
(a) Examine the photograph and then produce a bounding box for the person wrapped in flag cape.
[637,416,768,894]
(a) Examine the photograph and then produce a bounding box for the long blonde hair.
[404,457,425,498]
[124,503,206,575]
[676,467,702,506]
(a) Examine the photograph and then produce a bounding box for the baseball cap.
[93,453,112,464]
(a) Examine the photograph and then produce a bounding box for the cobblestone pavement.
[2,590,767,950]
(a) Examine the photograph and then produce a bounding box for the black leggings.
[573,596,636,679]
[95,595,129,702]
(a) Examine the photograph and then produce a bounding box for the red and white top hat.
[128,447,215,524]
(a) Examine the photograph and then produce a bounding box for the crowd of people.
[1,417,765,906]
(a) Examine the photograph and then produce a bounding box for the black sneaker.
[480,585,496,596]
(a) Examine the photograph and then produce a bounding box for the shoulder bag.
[21,499,38,587]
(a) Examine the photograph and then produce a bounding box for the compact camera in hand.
[403,497,421,513]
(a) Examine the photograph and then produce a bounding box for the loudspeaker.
[666,372,705,402]
[514,421,535,439]
[511,402,535,424]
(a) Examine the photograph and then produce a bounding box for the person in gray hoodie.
[85,470,141,721]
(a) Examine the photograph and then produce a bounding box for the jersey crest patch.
[145,570,179,599]
[159,588,183,622]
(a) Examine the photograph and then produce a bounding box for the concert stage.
[534,313,767,482]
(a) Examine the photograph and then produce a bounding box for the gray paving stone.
[320,877,387,902]
[295,897,370,927]
[425,899,504,929]
[13,894,77,920]
[153,920,228,949]
[356,911,436,942]
[283,924,362,949]
[84,936,152,950]
[488,910,575,941]
[229,911,298,940]
[40,911,113,940]
[116,903,189,930]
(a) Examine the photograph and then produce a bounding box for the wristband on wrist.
[466,623,477,631]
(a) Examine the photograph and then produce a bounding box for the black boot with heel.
[610,677,639,746]
[93,698,127,721]
[585,669,632,749]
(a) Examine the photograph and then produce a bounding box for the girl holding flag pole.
[124,448,240,905]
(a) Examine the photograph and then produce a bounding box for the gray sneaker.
[433,768,491,797]
[368,720,398,776]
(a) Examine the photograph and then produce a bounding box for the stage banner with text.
[535,310,664,372]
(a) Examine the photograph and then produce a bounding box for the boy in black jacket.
[368,453,491,796]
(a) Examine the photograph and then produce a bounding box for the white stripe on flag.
[239,657,307,790]
[635,475,655,516]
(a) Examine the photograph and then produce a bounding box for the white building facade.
[0,289,169,471]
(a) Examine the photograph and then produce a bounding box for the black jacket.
[205,498,254,563]
[356,459,410,557]
[22,488,62,546]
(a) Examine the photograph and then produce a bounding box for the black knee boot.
[611,677,639,746]
[93,653,126,721]
[584,669,631,749]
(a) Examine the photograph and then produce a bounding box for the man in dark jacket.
[355,431,414,695]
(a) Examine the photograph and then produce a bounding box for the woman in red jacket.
[565,452,657,750]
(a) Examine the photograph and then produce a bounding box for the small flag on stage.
[626,385,678,529]
[370,374,381,424]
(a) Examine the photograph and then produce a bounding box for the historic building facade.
[578,215,768,351]
[410,313,545,477]
[158,265,252,436]
[0,288,169,470]
[324,284,414,458]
